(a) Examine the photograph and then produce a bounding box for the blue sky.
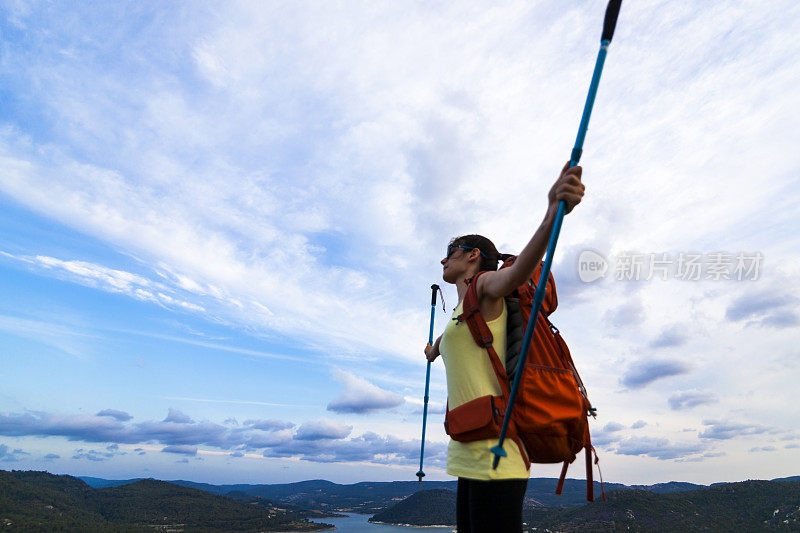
[1,0,799,485]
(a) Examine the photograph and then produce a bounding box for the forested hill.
[369,489,456,526]
[370,480,800,530]
[0,470,331,532]
[627,481,705,493]
[525,480,800,531]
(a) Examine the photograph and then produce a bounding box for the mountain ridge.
[77,474,800,510]
[76,474,766,509]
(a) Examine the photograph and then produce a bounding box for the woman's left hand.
[548,161,585,214]
[424,342,439,362]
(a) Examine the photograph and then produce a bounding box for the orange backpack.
[443,257,603,501]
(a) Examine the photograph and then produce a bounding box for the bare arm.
[478,162,585,300]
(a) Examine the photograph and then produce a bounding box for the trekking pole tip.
[416,470,425,482]
[490,445,506,470]
[601,0,622,43]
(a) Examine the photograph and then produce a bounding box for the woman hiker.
[424,162,585,533]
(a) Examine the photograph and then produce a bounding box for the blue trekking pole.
[491,0,622,469]
[416,284,439,482]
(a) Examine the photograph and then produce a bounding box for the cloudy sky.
[1,0,798,486]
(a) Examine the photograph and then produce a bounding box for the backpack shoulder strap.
[459,272,509,396]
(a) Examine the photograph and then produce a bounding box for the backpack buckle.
[481,335,492,348]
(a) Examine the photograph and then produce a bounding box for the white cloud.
[327,370,405,414]
[0,313,96,358]
[614,436,707,461]
[668,391,718,411]
[96,410,133,422]
[4,252,206,313]
[620,359,690,389]
[162,445,198,456]
[163,408,193,424]
[294,419,353,441]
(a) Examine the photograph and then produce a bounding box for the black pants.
[456,477,528,533]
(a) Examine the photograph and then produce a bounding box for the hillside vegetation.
[370,489,456,526]
[523,480,800,532]
[369,480,800,531]
[0,470,331,532]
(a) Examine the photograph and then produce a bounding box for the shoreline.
[272,519,337,532]
[368,520,454,528]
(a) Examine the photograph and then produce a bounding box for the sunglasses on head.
[446,244,487,259]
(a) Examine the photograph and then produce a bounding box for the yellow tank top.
[440,299,530,480]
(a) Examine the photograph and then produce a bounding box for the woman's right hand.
[424,342,438,362]
[548,161,585,214]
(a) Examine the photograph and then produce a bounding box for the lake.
[316,513,455,532]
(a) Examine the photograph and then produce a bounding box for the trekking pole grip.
[428,285,439,344]
[601,0,622,43]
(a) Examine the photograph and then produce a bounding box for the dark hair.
[449,234,502,272]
